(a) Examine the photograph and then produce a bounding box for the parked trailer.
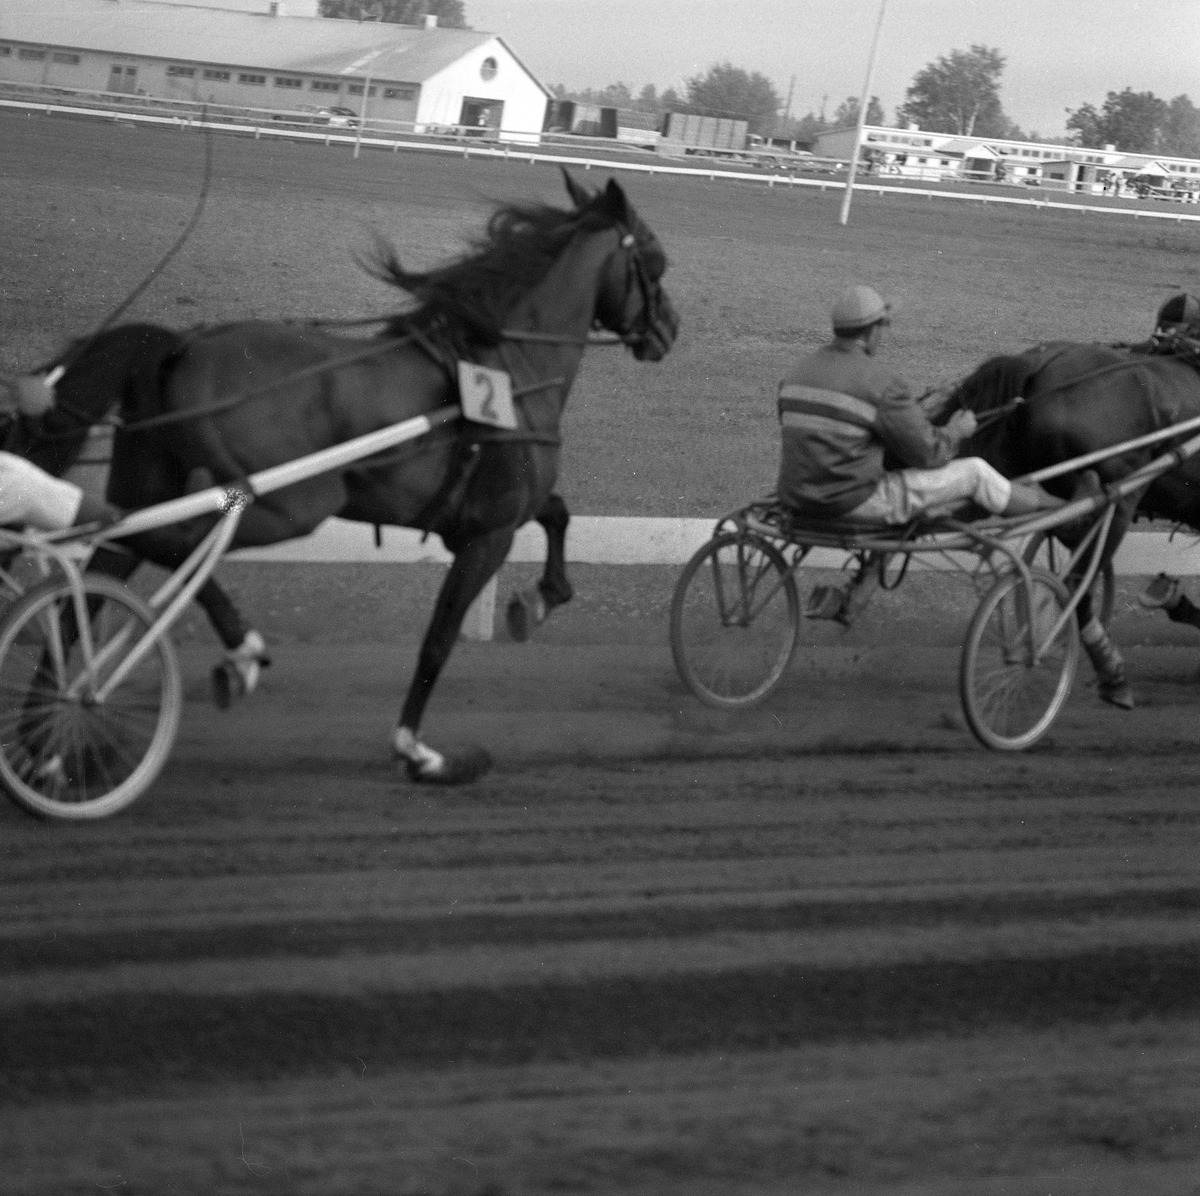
[659,112,753,158]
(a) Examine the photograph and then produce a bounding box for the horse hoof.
[506,590,544,642]
[405,746,493,785]
[1099,682,1135,710]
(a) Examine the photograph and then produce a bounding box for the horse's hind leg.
[89,538,270,707]
[506,493,573,642]
[394,526,515,784]
[1067,505,1134,709]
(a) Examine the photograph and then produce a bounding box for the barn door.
[108,64,138,94]
[459,98,503,135]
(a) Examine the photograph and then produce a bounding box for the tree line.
[318,1,466,27]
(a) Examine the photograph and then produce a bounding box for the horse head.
[562,171,679,362]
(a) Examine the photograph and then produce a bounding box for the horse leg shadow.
[506,493,574,642]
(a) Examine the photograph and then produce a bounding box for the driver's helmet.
[831,285,892,335]
[1155,293,1200,335]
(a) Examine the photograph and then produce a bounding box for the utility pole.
[784,74,795,127]
[838,0,888,226]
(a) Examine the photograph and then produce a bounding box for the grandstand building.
[814,124,1200,200]
[0,0,551,142]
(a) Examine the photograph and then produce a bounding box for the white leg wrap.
[226,630,268,696]
[392,726,445,775]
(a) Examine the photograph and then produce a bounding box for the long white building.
[814,123,1200,199]
[0,0,552,142]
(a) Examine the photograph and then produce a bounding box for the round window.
[480,56,497,82]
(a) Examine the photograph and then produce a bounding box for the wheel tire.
[1022,530,1114,626]
[960,568,1079,751]
[670,531,799,709]
[0,575,183,820]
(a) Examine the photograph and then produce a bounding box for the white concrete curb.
[228,515,1200,575]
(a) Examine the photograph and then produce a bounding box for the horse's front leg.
[393,525,515,784]
[506,493,573,642]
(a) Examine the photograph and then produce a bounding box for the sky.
[467,0,1200,139]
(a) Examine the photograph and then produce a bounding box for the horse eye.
[621,233,636,249]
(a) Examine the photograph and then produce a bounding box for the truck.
[658,112,751,158]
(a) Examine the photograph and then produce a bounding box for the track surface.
[5,629,1200,1195]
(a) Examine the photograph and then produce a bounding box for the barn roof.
[0,0,514,84]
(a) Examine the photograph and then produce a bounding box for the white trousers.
[0,452,83,530]
[848,457,1013,525]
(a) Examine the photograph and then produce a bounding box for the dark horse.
[31,172,678,782]
[950,339,1200,707]
[4,323,271,703]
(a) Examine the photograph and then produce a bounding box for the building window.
[52,51,81,65]
[311,80,340,92]
[274,76,302,88]
[167,64,195,77]
[480,56,497,81]
[383,86,415,100]
[346,84,376,96]
[18,48,47,61]
[202,68,231,81]
[0,46,10,57]
[238,73,266,85]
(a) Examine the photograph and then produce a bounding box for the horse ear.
[600,177,630,222]
[561,168,593,209]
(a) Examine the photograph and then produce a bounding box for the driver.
[0,450,117,530]
[0,379,118,530]
[777,285,1071,622]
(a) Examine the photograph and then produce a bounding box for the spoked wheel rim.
[670,531,799,708]
[0,575,182,820]
[960,568,1079,751]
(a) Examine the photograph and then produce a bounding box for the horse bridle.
[499,220,666,352]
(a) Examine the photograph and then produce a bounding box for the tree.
[1065,88,1171,153]
[1064,101,1104,147]
[898,45,1011,138]
[682,62,781,136]
[830,94,884,128]
[1162,94,1200,159]
[318,0,467,28]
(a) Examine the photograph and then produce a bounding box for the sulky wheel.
[960,567,1079,751]
[0,574,183,820]
[1021,530,1114,627]
[670,530,799,709]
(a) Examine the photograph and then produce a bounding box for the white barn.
[0,0,551,143]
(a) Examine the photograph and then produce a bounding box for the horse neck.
[493,227,615,383]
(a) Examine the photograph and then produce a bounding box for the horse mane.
[361,198,614,348]
[951,349,1049,417]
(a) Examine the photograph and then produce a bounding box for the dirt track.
[5,627,1200,1195]
[4,109,1200,1195]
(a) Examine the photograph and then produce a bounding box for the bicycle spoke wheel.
[670,531,799,708]
[1022,530,1114,626]
[0,575,182,820]
[960,568,1079,751]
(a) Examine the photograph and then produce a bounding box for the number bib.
[457,362,518,430]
